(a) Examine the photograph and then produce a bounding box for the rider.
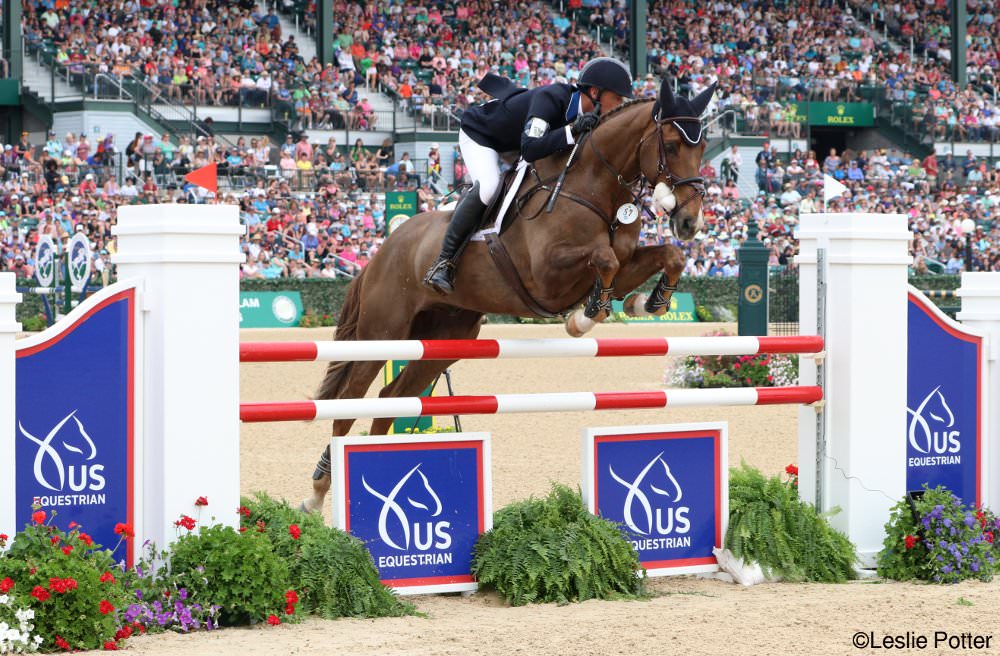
[422,57,634,295]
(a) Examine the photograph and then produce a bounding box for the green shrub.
[168,524,289,626]
[472,484,644,606]
[878,486,998,583]
[726,463,857,582]
[241,493,413,619]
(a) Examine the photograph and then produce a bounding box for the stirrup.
[423,258,457,294]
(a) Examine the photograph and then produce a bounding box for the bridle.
[588,109,707,222]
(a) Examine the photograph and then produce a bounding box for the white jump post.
[797,213,913,566]
[958,272,1000,510]
[112,205,244,553]
[0,273,21,542]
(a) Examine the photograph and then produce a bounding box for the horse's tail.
[314,266,367,401]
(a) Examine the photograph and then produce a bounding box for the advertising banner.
[610,293,698,323]
[906,290,986,506]
[239,292,304,328]
[583,423,727,576]
[15,285,138,565]
[331,433,491,594]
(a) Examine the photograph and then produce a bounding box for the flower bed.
[664,330,799,388]
[0,495,412,651]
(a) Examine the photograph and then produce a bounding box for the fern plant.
[472,484,644,606]
[726,463,858,582]
[241,492,414,619]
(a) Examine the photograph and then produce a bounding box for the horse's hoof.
[565,309,595,337]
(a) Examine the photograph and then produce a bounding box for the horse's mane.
[598,97,655,124]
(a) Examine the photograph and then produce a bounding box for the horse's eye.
[664,142,678,155]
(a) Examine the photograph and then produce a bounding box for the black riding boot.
[423,183,487,294]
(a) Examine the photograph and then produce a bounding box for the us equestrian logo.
[19,410,108,506]
[362,463,453,568]
[908,386,962,467]
[609,452,691,550]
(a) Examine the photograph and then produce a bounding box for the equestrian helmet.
[578,57,634,98]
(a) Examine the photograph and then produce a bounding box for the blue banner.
[15,289,135,564]
[590,427,723,574]
[907,292,983,505]
[340,438,487,592]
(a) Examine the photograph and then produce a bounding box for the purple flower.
[942,565,953,574]
[153,601,163,613]
[964,514,976,527]
[943,518,953,528]
[175,600,184,613]
[136,565,144,578]
[179,588,189,601]
[971,561,981,572]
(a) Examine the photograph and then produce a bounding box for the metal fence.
[768,267,799,336]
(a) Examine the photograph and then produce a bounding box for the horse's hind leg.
[302,360,386,513]
[367,308,484,435]
[566,244,620,337]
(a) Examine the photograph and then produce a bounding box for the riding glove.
[571,112,600,137]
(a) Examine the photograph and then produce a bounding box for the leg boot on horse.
[422,182,486,295]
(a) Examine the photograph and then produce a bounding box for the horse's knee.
[589,245,620,279]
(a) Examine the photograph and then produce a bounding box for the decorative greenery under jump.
[471,484,644,606]
[878,486,999,584]
[664,330,799,388]
[725,464,858,582]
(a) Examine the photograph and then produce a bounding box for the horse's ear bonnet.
[652,80,717,145]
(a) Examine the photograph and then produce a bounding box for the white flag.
[823,175,848,203]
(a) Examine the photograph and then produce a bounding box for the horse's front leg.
[565,244,620,337]
[610,244,686,318]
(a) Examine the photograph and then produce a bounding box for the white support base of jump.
[796,213,913,566]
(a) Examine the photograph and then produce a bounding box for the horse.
[302,79,713,512]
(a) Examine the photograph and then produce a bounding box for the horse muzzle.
[653,182,704,240]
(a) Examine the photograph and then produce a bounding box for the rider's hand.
[571,112,599,137]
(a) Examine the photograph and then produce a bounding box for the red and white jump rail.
[239,385,823,423]
[239,335,824,363]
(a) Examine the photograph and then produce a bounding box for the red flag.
[184,162,217,194]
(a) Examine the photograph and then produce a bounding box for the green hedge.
[16,274,964,327]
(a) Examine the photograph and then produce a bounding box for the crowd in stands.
[669,141,1000,277]
[574,0,1000,143]
[0,126,997,289]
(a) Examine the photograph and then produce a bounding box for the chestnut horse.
[303,82,711,512]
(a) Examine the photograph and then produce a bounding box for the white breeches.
[459,129,502,204]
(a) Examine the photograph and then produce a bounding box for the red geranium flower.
[195,496,209,506]
[267,614,281,626]
[49,578,67,594]
[239,527,247,533]
[32,510,46,524]
[114,523,134,538]
[904,534,920,550]
[288,524,301,540]
[175,515,197,531]
[68,521,78,529]
[115,626,133,641]
[54,636,70,651]
[50,536,59,545]
[103,640,118,650]
[0,577,13,593]
[78,532,93,546]
[61,545,74,556]
[100,571,116,584]
[65,578,78,591]
[285,603,295,615]
[285,590,299,605]
[985,532,994,544]
[785,464,799,476]
[256,520,266,532]
[238,505,251,517]
[31,586,50,602]
[99,599,115,615]
[0,533,8,544]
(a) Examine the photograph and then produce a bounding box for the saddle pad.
[471,160,528,242]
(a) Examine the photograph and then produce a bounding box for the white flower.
[0,595,8,606]
[13,609,31,623]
